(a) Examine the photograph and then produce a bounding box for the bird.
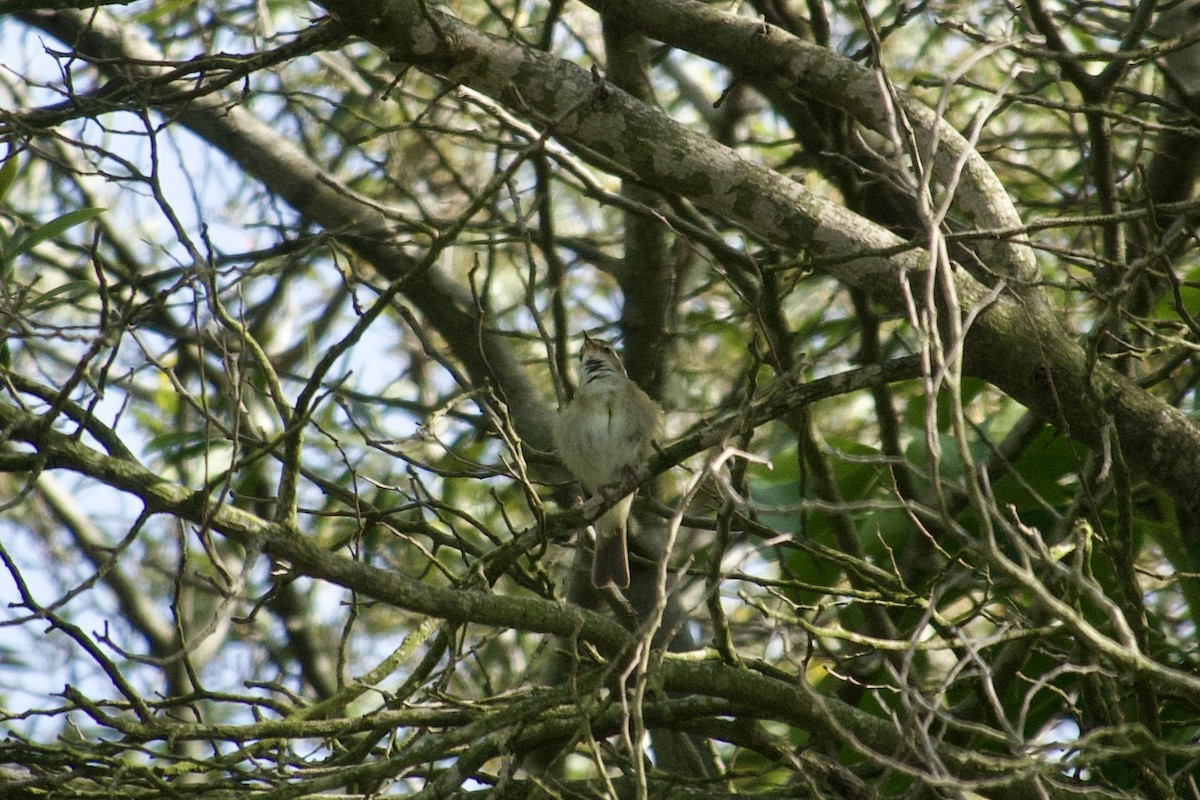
[554,334,664,589]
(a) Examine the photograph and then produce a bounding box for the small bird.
[554,334,664,589]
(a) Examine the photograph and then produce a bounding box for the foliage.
[0,0,1198,798]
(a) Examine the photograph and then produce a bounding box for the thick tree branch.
[0,397,1146,799]
[0,401,626,648]
[24,4,1200,521]
[3,3,1197,796]
[17,8,554,453]
[305,0,1200,517]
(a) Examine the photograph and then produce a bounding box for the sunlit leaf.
[0,150,18,207]
[9,206,105,260]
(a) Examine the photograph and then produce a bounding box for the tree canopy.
[1,0,1199,798]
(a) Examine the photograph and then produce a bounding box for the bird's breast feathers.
[557,390,640,488]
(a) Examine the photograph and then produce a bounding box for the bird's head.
[579,333,628,387]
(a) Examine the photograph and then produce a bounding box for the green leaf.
[0,226,12,283]
[144,429,207,456]
[27,280,96,311]
[0,151,18,207]
[8,206,105,259]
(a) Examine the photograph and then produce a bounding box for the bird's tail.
[591,496,633,589]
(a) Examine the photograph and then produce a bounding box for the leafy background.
[0,0,1198,798]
